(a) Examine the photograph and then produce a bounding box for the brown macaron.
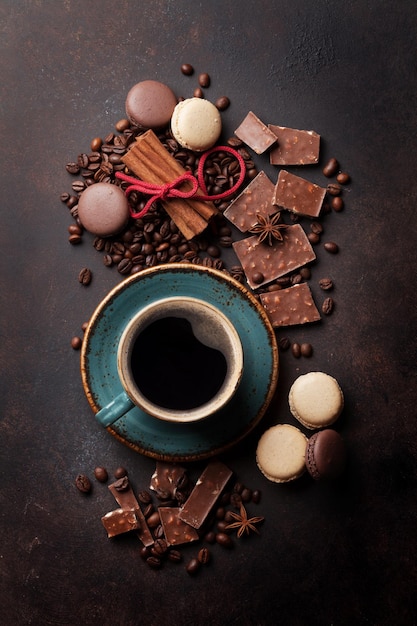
[77,182,129,237]
[305,429,347,480]
[125,80,177,130]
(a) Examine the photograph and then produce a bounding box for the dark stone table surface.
[1,2,416,624]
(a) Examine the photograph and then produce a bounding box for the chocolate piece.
[150,462,189,500]
[178,460,233,529]
[268,125,320,165]
[108,478,154,546]
[260,283,321,327]
[232,225,316,290]
[273,170,326,218]
[101,508,140,538]
[234,111,277,154]
[305,429,347,480]
[158,507,199,545]
[223,171,276,232]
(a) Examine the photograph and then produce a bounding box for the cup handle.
[95,391,134,427]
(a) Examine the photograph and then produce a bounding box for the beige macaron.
[288,372,344,430]
[256,424,308,483]
[171,97,222,151]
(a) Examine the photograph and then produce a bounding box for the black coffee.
[130,317,228,410]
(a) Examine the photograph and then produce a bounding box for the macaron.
[288,372,344,430]
[171,97,222,151]
[305,429,347,480]
[77,182,130,237]
[256,424,308,483]
[125,80,177,130]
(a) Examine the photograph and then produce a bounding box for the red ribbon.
[115,145,246,219]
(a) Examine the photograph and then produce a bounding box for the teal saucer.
[81,264,279,462]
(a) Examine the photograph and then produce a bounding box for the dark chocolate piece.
[223,171,276,232]
[232,225,316,290]
[273,170,326,218]
[234,111,277,154]
[260,283,321,327]
[150,461,189,500]
[178,460,233,529]
[269,125,320,165]
[158,507,199,545]
[101,508,141,538]
[108,478,154,546]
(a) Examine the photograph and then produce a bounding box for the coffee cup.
[95,296,244,426]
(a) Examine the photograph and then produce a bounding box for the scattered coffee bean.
[91,137,102,152]
[66,162,80,175]
[81,321,89,332]
[147,556,162,570]
[147,511,161,528]
[322,157,339,177]
[93,466,108,483]
[327,183,342,196]
[167,549,183,563]
[193,87,204,98]
[308,232,320,245]
[115,118,130,132]
[78,267,92,286]
[198,73,210,88]
[68,233,82,245]
[252,490,261,504]
[337,172,350,185]
[75,474,91,494]
[241,488,252,503]
[319,277,334,291]
[181,63,194,76]
[322,297,334,315]
[186,558,201,575]
[215,96,230,111]
[217,520,232,533]
[278,336,291,351]
[300,342,313,357]
[114,466,127,479]
[215,533,234,549]
[198,547,211,565]
[331,196,344,211]
[299,267,311,280]
[71,336,82,350]
[324,241,339,254]
[151,539,168,557]
[291,342,301,358]
[137,490,152,504]
[113,476,129,492]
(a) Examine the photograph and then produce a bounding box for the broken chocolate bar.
[158,507,199,546]
[273,170,326,218]
[101,508,141,538]
[108,478,154,547]
[223,170,276,232]
[260,283,321,327]
[178,460,233,529]
[232,224,316,290]
[269,125,320,165]
[234,111,277,154]
[150,461,189,501]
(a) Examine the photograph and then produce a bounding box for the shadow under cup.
[112,297,243,424]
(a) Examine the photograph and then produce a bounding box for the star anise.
[249,211,288,246]
[224,504,264,538]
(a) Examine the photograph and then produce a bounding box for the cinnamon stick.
[122,130,218,239]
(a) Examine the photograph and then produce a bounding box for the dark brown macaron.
[77,182,129,237]
[125,80,177,130]
[305,429,347,480]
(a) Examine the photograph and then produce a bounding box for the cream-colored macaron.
[288,372,344,430]
[171,98,222,151]
[256,424,308,483]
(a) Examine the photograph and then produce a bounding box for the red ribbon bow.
[115,145,246,219]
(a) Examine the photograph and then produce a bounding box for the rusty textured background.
[1,1,417,624]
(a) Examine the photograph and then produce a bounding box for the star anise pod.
[249,211,288,246]
[224,504,264,538]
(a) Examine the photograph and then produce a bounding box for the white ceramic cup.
[95,296,243,425]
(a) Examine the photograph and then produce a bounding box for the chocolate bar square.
[273,170,326,218]
[234,111,277,154]
[223,171,276,232]
[269,125,320,165]
[260,283,321,327]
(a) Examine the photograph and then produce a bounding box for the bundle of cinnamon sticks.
[122,130,218,240]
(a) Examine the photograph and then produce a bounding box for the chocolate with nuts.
[273,170,327,218]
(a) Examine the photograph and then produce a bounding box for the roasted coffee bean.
[115,118,130,132]
[151,539,168,556]
[224,510,235,523]
[215,533,234,549]
[66,195,79,209]
[68,224,83,236]
[117,258,133,275]
[146,511,161,528]
[71,336,82,350]
[278,337,291,351]
[103,254,113,267]
[147,556,162,570]
[324,241,339,254]
[78,267,92,285]
[322,297,334,315]
[198,73,210,88]
[60,191,70,202]
[300,343,313,357]
[215,507,226,520]
[93,237,106,251]
[291,273,302,285]
[137,490,152,504]
[193,87,204,98]
[319,278,334,291]
[308,232,320,245]
[198,547,210,565]
[267,283,281,292]
[215,96,230,111]
[142,503,154,518]
[90,137,102,152]
[337,172,350,185]
[310,221,323,235]
[300,266,311,280]
[154,525,165,539]
[217,520,232,533]
[207,245,220,258]
[322,157,339,177]
[252,490,261,504]
[186,558,201,575]
[81,322,89,332]
[75,474,91,493]
[167,549,183,563]
[327,183,342,196]
[93,467,108,483]
[77,153,89,168]
[291,342,301,358]
[331,196,344,211]
[72,180,86,193]
[181,63,194,75]
[241,488,252,503]
[204,531,216,544]
[66,162,80,175]
[230,492,242,508]
[113,476,129,492]
[114,466,128,479]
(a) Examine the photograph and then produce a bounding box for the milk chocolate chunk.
[101,508,140,538]
[178,460,233,529]
[273,170,326,218]
[150,462,189,500]
[232,224,316,290]
[108,478,153,546]
[268,125,320,165]
[260,283,321,327]
[158,507,199,546]
[234,111,277,155]
[223,171,276,232]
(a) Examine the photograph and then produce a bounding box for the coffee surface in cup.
[130,316,228,410]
